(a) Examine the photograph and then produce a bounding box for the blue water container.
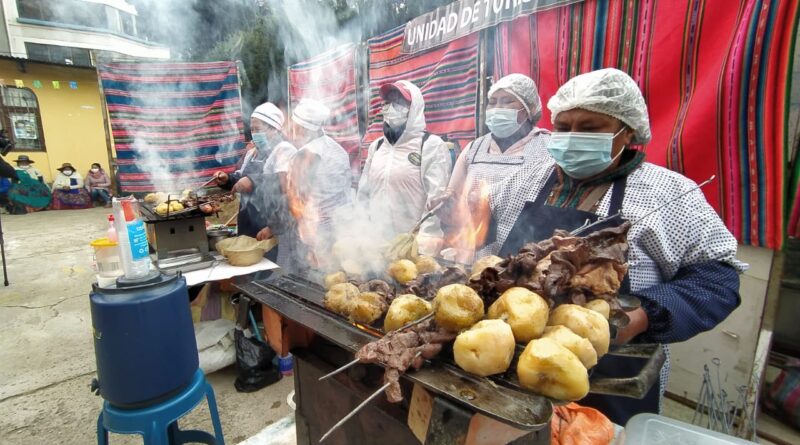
[89,272,198,408]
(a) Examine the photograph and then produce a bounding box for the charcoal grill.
[140,203,214,273]
[236,273,666,445]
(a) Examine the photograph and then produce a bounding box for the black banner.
[402,0,583,54]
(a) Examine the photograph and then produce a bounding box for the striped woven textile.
[98,61,246,193]
[364,25,479,157]
[494,0,799,249]
[288,44,360,169]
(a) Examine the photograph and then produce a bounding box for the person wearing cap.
[357,80,452,254]
[433,74,550,251]
[12,155,43,182]
[286,98,352,268]
[488,68,745,423]
[214,102,297,239]
[51,162,92,210]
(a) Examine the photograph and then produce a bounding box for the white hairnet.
[292,98,330,132]
[547,68,652,144]
[489,73,542,123]
[251,102,284,130]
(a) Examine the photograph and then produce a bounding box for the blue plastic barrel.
[90,273,198,408]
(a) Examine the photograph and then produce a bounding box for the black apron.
[498,170,660,426]
[237,152,268,238]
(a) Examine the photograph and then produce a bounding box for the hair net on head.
[252,102,284,130]
[292,98,330,132]
[547,68,652,144]
[488,73,543,123]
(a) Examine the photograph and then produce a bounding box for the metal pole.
[94,55,118,196]
[0,211,9,286]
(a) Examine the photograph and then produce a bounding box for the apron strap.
[576,182,613,212]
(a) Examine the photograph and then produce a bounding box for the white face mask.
[382,103,409,129]
[19,164,30,169]
[91,168,100,173]
[62,169,73,176]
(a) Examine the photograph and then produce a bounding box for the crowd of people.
[215,68,745,423]
[0,156,113,214]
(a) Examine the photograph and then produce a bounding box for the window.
[120,12,137,37]
[17,0,108,29]
[0,87,46,151]
[25,43,92,67]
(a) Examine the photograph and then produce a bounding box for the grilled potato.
[517,337,590,401]
[387,259,418,285]
[487,287,549,343]
[415,255,442,274]
[384,294,433,332]
[350,292,387,324]
[585,299,611,320]
[541,325,598,368]
[324,283,360,316]
[454,319,515,377]
[323,271,348,290]
[547,304,610,358]
[471,255,503,279]
[433,284,484,332]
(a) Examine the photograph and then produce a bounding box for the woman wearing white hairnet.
[434,74,550,247]
[287,98,353,268]
[357,81,452,254]
[489,68,745,424]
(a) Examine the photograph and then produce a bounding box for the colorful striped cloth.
[365,25,479,157]
[494,0,798,249]
[98,61,246,193]
[288,44,360,169]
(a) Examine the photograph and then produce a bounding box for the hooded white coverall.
[357,81,452,254]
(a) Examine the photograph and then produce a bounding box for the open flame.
[286,150,322,267]
[444,179,492,263]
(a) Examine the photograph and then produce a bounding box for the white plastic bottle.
[112,197,152,279]
[106,214,118,243]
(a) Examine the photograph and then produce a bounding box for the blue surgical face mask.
[547,128,626,179]
[485,108,523,138]
[252,132,271,152]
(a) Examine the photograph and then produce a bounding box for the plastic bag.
[762,357,800,429]
[550,402,614,445]
[233,330,281,392]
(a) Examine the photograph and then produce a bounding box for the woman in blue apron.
[488,69,746,425]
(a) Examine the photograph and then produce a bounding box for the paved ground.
[0,207,293,444]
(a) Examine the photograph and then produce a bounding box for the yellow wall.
[0,59,111,184]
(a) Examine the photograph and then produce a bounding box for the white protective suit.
[357,81,452,251]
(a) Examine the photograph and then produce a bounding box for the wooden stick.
[224,210,239,226]
[319,382,392,442]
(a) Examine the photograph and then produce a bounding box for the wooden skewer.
[223,210,239,226]
[317,313,434,382]
[319,382,392,442]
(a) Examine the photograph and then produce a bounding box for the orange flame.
[286,150,322,267]
[444,179,491,262]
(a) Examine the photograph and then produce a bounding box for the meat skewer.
[318,312,435,382]
[319,382,392,443]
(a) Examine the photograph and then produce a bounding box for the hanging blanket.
[98,61,246,193]
[288,44,360,170]
[493,0,798,249]
[364,25,479,162]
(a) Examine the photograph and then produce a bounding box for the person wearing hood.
[286,98,352,268]
[51,162,92,210]
[434,74,550,252]
[488,68,745,424]
[214,102,297,239]
[357,81,452,254]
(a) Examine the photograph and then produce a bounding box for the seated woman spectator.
[85,162,112,207]
[51,162,92,210]
[6,155,50,214]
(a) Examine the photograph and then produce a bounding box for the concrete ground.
[0,208,293,444]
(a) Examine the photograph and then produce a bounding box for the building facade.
[0,0,169,65]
